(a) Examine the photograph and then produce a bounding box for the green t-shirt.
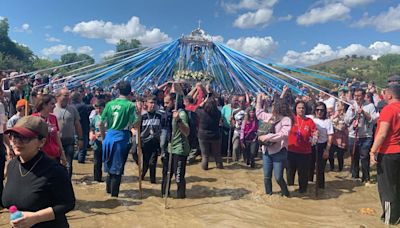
[101,98,137,130]
[169,110,190,156]
[90,114,102,133]
[221,104,232,128]
[90,114,102,150]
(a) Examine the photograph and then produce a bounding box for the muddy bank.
[0,153,387,228]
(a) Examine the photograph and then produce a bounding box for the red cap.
[5,127,38,138]
[4,116,48,138]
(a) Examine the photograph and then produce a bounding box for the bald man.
[54,88,83,178]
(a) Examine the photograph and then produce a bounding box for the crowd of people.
[0,69,399,226]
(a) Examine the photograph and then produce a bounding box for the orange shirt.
[377,101,400,154]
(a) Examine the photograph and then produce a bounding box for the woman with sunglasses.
[287,101,317,193]
[2,116,75,228]
[257,93,292,197]
[32,94,67,166]
[308,102,334,189]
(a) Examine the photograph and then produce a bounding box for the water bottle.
[9,205,23,221]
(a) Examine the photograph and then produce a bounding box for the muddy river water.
[0,154,388,228]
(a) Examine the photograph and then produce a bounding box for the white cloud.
[41,44,93,56]
[14,23,32,33]
[42,45,74,56]
[278,14,292,21]
[64,16,171,45]
[45,34,61,42]
[233,8,273,28]
[223,0,278,13]
[205,34,224,43]
[281,41,400,66]
[342,0,373,7]
[226,36,278,57]
[22,24,29,30]
[76,46,93,55]
[352,4,400,32]
[100,50,116,58]
[0,16,5,20]
[297,3,350,26]
[44,25,52,29]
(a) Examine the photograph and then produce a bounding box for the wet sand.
[0,153,390,228]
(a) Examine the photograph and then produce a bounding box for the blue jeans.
[77,133,89,163]
[348,137,372,181]
[263,149,289,196]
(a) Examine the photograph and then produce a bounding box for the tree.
[116,39,141,53]
[0,18,9,38]
[32,57,59,70]
[0,18,34,71]
[378,54,400,75]
[60,53,94,72]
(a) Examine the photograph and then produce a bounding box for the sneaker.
[364,181,375,187]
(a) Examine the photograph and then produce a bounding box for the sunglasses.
[9,133,37,144]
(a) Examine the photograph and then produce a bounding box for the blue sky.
[1,0,400,65]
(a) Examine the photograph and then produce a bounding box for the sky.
[1,0,400,66]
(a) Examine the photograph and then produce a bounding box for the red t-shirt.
[185,87,204,112]
[288,116,317,154]
[376,101,400,154]
[32,113,61,158]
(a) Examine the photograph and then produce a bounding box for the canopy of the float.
[51,26,345,95]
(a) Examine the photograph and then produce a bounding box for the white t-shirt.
[308,115,334,143]
[323,97,336,110]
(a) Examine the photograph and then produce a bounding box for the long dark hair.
[293,100,308,116]
[273,98,292,119]
[35,94,55,112]
[243,106,257,123]
[314,102,328,120]
[366,92,374,105]
[203,98,219,117]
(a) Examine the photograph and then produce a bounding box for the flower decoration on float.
[173,70,213,82]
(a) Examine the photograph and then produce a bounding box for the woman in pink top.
[240,106,258,168]
[256,93,292,197]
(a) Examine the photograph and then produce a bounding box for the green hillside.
[310,54,400,87]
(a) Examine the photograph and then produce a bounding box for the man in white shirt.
[320,90,336,114]
[345,88,379,183]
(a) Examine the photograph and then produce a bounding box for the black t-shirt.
[2,152,75,228]
[196,107,221,140]
[73,102,93,134]
[160,108,173,142]
[82,93,93,105]
[141,110,162,144]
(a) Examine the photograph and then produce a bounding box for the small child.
[90,100,106,182]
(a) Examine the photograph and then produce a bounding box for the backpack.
[258,117,282,146]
